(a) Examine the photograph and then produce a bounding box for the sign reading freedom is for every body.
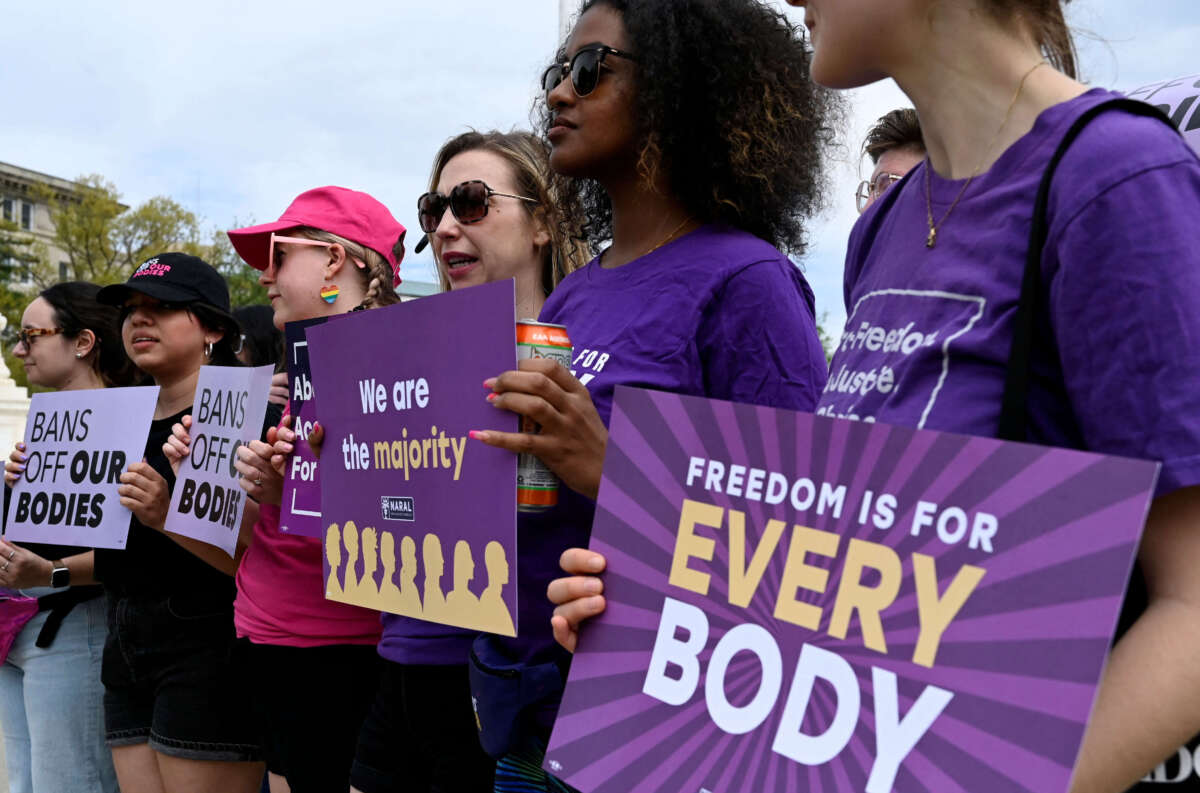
[306,280,520,636]
[545,387,1159,793]
[5,386,160,549]
[165,364,274,556]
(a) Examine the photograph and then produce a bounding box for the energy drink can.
[516,320,573,512]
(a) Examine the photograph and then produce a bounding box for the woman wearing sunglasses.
[167,187,406,793]
[470,0,834,788]
[81,253,269,793]
[0,282,136,793]
[329,131,589,793]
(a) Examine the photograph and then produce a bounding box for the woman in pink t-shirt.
[172,187,407,793]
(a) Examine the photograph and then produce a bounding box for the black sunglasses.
[541,44,636,102]
[416,180,538,234]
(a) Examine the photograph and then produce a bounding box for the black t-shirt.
[94,402,283,601]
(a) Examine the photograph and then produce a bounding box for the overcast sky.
[2,1,1196,332]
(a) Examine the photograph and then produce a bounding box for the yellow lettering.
[828,538,902,654]
[728,510,786,608]
[773,525,840,630]
[668,499,723,596]
[911,553,986,668]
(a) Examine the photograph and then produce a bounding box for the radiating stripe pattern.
[544,387,1157,793]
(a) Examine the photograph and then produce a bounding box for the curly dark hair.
[540,0,842,256]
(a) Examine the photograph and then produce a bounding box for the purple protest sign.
[545,387,1159,793]
[165,364,274,556]
[306,280,519,636]
[280,316,330,537]
[5,386,159,549]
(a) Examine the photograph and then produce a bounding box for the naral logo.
[381,496,415,521]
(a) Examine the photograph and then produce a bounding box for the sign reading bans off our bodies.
[306,280,520,636]
[545,387,1159,793]
[165,364,274,556]
[5,386,160,549]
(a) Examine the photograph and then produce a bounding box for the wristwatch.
[49,560,70,589]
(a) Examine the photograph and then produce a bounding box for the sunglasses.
[267,233,366,274]
[540,44,636,102]
[416,180,538,234]
[14,327,63,349]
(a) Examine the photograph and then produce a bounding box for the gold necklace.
[643,215,694,257]
[924,60,1047,249]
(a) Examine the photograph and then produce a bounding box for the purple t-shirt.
[819,89,1200,499]
[820,90,1200,791]
[475,223,828,712]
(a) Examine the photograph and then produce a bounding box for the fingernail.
[469,430,485,441]
[486,393,498,402]
[484,378,496,389]
[588,555,604,572]
[585,578,602,594]
[17,454,26,462]
[281,443,293,453]
[14,465,23,472]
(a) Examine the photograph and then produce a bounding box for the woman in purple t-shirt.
[555,1,1200,791]
[471,0,833,787]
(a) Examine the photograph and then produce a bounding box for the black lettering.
[195,482,211,518]
[234,391,247,428]
[30,411,46,443]
[88,495,104,528]
[14,492,29,522]
[197,388,213,423]
[70,450,89,485]
[73,493,90,526]
[107,451,125,484]
[48,493,66,524]
[76,409,91,440]
[179,479,196,513]
[209,486,226,523]
[30,493,48,523]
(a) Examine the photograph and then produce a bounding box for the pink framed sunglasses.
[267,233,366,273]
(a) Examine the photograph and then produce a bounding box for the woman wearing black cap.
[93,252,267,793]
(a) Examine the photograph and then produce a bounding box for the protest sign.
[1128,73,1200,154]
[280,316,330,537]
[306,279,520,635]
[5,386,159,549]
[165,364,274,556]
[545,387,1159,793]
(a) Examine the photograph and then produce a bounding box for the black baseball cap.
[98,252,237,332]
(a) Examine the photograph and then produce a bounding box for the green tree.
[197,225,267,309]
[0,219,41,388]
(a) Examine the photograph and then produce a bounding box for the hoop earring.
[205,342,213,360]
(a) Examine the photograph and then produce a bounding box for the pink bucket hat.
[227,186,406,286]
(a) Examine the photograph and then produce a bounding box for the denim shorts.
[102,590,262,762]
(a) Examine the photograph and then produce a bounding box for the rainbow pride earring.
[320,284,340,304]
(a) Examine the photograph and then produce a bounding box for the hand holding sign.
[118,462,170,530]
[4,442,27,487]
[548,547,607,653]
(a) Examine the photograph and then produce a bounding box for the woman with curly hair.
[469,0,834,788]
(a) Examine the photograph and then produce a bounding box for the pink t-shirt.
[235,503,382,647]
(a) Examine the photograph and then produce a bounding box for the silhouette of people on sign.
[422,534,447,621]
[342,521,362,601]
[359,526,381,609]
[325,523,343,599]
[379,532,422,616]
[477,541,515,636]
[445,540,481,623]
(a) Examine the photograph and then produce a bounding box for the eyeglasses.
[267,233,366,274]
[14,327,63,349]
[417,180,538,234]
[541,44,636,102]
[856,172,905,213]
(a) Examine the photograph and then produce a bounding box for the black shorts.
[102,591,262,762]
[351,661,495,793]
[236,638,380,792]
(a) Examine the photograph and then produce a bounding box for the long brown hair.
[427,130,590,294]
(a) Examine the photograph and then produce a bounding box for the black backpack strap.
[997,98,1179,442]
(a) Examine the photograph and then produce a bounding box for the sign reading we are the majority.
[5,386,159,549]
[545,387,1158,793]
[306,280,520,636]
[165,364,274,556]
